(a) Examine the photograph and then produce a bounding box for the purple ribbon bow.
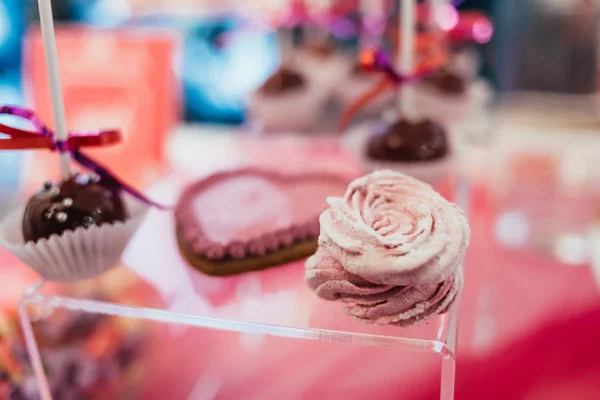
[0,105,169,210]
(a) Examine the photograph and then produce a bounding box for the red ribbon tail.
[338,77,395,133]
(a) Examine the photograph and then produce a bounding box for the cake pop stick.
[398,0,416,118]
[277,28,295,63]
[305,22,328,45]
[37,0,70,180]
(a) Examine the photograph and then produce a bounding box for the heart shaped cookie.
[175,169,349,276]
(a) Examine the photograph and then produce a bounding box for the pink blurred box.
[23,26,180,190]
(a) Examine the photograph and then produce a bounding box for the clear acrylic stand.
[20,264,461,400]
[18,132,474,400]
[18,188,467,399]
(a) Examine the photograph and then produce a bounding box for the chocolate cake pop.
[259,67,306,96]
[22,174,128,243]
[304,41,336,58]
[366,118,449,162]
[249,64,326,132]
[0,0,156,282]
[424,68,467,95]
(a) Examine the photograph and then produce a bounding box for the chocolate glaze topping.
[366,118,449,162]
[259,67,305,95]
[305,41,336,58]
[22,174,128,243]
[425,69,466,95]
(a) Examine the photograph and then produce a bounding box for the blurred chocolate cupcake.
[366,119,449,162]
[258,67,305,96]
[248,65,327,133]
[423,69,467,96]
[303,41,336,59]
[345,119,456,185]
[413,62,493,126]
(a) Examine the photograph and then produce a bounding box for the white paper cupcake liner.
[0,196,149,282]
[247,79,328,133]
[344,123,458,186]
[412,79,493,125]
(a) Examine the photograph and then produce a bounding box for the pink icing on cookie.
[290,225,309,241]
[305,170,469,327]
[227,241,247,260]
[205,244,226,260]
[277,228,295,247]
[248,239,268,257]
[175,169,349,261]
[262,233,280,252]
[191,237,212,253]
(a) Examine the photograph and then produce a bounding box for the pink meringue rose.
[307,249,462,327]
[306,170,470,327]
[318,170,470,286]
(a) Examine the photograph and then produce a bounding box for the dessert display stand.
[18,131,472,400]
[20,266,462,400]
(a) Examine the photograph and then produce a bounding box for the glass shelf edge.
[22,287,450,356]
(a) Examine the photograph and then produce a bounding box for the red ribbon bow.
[0,106,168,210]
[0,106,120,151]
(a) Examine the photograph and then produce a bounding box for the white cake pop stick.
[398,0,416,119]
[277,28,294,63]
[37,0,71,180]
